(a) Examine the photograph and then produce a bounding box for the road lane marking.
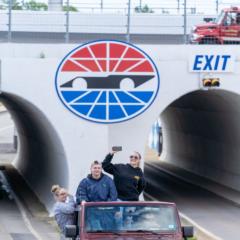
[144,192,223,240]
[0,171,43,240]
[180,212,223,240]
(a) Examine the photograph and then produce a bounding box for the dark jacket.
[102,153,146,201]
[75,173,117,204]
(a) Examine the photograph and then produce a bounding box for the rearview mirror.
[182,226,194,238]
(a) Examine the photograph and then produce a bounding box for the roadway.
[0,110,60,240]
[0,170,59,240]
[0,110,14,144]
[145,161,240,240]
[0,189,37,240]
[0,110,239,239]
[0,110,15,164]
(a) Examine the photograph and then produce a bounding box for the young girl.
[51,185,76,239]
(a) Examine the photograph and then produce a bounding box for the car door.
[221,12,240,42]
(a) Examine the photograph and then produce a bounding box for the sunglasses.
[130,155,139,159]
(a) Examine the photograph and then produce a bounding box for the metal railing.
[0,0,239,44]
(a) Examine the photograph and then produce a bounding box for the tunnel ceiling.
[160,90,240,192]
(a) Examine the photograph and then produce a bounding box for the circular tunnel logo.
[55,40,160,123]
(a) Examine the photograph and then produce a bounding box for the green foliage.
[2,0,23,10]
[12,0,22,10]
[135,4,154,13]
[0,0,48,10]
[62,5,78,12]
[24,0,48,11]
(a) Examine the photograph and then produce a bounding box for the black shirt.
[102,153,146,201]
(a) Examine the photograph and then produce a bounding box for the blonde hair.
[134,151,142,160]
[51,184,61,196]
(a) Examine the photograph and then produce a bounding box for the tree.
[62,5,78,12]
[135,4,154,13]
[2,0,23,10]
[12,0,22,10]
[24,0,48,11]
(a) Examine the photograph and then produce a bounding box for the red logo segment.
[61,42,153,73]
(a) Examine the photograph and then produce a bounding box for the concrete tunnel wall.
[1,44,240,210]
[161,90,240,192]
[0,93,69,209]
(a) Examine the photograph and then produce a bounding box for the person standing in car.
[102,150,146,201]
[75,160,117,204]
[76,161,118,231]
[51,185,76,240]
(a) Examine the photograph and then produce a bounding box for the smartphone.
[112,146,122,152]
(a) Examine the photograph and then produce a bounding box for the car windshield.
[215,10,225,24]
[84,204,178,233]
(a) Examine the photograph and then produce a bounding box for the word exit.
[190,54,235,72]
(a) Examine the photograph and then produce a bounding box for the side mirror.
[65,225,78,238]
[203,17,214,23]
[182,226,194,238]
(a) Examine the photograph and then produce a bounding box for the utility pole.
[183,0,187,44]
[177,0,180,14]
[65,0,70,43]
[100,0,103,12]
[8,0,12,42]
[216,0,219,14]
[126,0,131,42]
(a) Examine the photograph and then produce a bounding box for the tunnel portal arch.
[0,92,68,211]
[155,89,240,192]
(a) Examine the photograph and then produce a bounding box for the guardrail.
[0,0,238,44]
[0,10,216,43]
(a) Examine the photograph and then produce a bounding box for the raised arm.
[102,153,115,174]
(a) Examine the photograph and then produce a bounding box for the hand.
[111,151,118,155]
[114,211,122,219]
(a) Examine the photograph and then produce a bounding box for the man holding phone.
[102,147,146,201]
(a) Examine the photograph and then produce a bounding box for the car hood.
[195,23,218,29]
[87,234,177,240]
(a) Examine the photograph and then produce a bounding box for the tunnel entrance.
[145,89,240,194]
[0,106,16,165]
[0,92,68,212]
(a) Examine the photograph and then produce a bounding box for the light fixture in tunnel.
[202,78,220,88]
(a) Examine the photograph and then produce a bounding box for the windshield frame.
[83,203,180,234]
[215,10,225,25]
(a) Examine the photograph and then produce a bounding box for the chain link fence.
[0,0,240,44]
